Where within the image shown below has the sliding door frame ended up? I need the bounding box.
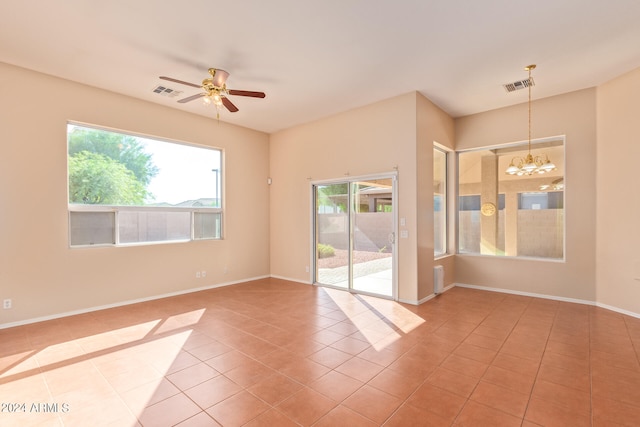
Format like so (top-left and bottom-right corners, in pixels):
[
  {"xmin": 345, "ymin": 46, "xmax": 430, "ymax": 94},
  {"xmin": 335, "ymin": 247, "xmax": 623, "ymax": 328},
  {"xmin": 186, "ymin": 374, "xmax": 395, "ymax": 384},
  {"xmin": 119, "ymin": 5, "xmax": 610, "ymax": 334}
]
[{"xmin": 311, "ymin": 171, "xmax": 398, "ymax": 300}]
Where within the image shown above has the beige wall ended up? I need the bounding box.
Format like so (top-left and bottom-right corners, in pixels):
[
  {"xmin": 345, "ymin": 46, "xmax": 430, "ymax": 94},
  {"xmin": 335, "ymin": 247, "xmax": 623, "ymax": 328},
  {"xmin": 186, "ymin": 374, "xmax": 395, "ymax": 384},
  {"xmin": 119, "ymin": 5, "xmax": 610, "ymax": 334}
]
[
  {"xmin": 416, "ymin": 94, "xmax": 455, "ymax": 300},
  {"xmin": 269, "ymin": 92, "xmax": 455, "ymax": 303},
  {"xmin": 5, "ymin": 58, "xmax": 636, "ymax": 326},
  {"xmin": 596, "ymin": 68, "xmax": 640, "ymax": 314},
  {"xmin": 0, "ymin": 63, "xmax": 270, "ymax": 325},
  {"xmin": 269, "ymin": 92, "xmax": 418, "ymax": 301},
  {"xmin": 454, "ymin": 89, "xmax": 597, "ymax": 301}
]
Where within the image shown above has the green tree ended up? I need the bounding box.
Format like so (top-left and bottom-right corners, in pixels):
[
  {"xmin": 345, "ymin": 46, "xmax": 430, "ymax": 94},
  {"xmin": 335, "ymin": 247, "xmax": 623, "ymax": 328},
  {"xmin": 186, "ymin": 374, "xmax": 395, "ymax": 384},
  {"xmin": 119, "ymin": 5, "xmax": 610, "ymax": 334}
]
[
  {"xmin": 68, "ymin": 127, "xmax": 158, "ymax": 186},
  {"xmin": 318, "ymin": 183, "xmax": 348, "ymax": 212},
  {"xmin": 69, "ymin": 151, "xmax": 146, "ymax": 205}
]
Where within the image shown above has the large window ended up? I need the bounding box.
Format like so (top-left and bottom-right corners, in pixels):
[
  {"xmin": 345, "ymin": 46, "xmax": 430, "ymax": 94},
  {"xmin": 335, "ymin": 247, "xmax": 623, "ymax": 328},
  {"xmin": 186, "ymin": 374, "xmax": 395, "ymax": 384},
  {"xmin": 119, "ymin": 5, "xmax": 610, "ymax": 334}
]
[
  {"xmin": 68, "ymin": 123, "xmax": 222, "ymax": 247},
  {"xmin": 434, "ymin": 147, "xmax": 447, "ymax": 257},
  {"xmin": 457, "ymin": 138, "xmax": 564, "ymax": 259}
]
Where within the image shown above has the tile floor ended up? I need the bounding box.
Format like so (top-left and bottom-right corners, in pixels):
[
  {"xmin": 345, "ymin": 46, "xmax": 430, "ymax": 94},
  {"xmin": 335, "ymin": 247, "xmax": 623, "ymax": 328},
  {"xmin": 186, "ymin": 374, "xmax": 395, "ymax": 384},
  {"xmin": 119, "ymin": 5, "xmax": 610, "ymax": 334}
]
[{"xmin": 1, "ymin": 278, "xmax": 640, "ymax": 426}]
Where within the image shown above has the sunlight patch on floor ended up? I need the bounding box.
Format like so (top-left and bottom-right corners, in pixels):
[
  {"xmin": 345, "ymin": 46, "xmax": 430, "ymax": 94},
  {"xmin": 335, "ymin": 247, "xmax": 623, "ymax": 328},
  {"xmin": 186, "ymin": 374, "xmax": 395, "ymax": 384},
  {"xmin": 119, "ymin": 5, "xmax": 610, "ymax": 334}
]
[{"xmin": 324, "ymin": 288, "xmax": 424, "ymax": 350}]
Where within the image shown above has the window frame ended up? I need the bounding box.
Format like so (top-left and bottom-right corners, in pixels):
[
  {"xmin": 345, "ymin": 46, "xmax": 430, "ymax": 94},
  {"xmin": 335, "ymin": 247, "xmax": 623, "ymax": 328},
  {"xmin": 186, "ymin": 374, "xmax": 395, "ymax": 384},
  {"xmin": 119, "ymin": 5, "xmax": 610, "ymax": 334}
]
[
  {"xmin": 434, "ymin": 145, "xmax": 449, "ymax": 258},
  {"xmin": 67, "ymin": 122, "xmax": 223, "ymax": 248},
  {"xmin": 455, "ymin": 136, "xmax": 565, "ymax": 261}
]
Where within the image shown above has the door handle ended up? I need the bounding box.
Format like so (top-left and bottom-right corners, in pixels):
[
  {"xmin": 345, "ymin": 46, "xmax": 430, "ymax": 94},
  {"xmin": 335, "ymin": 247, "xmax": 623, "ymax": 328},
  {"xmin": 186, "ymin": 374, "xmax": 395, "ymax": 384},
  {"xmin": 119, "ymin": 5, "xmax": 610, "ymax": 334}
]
[{"xmin": 388, "ymin": 232, "xmax": 395, "ymax": 245}]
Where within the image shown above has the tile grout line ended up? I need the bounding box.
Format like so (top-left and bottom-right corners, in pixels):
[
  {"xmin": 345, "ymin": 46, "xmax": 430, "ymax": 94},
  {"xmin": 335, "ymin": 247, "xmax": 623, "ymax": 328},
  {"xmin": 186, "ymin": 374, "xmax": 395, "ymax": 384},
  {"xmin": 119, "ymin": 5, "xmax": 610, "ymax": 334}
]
[
  {"xmin": 450, "ymin": 293, "xmax": 530, "ymax": 426},
  {"xmin": 519, "ymin": 299, "xmax": 557, "ymax": 427},
  {"xmin": 589, "ymin": 305, "xmax": 594, "ymax": 427}
]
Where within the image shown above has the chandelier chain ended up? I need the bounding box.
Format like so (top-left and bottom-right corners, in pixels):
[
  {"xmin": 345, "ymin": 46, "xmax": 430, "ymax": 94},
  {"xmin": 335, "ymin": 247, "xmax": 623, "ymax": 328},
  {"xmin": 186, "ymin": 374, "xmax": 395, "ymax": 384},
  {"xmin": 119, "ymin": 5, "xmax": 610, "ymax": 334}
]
[
  {"xmin": 528, "ymin": 66, "xmax": 532, "ymax": 153},
  {"xmin": 504, "ymin": 64, "xmax": 557, "ymax": 176}
]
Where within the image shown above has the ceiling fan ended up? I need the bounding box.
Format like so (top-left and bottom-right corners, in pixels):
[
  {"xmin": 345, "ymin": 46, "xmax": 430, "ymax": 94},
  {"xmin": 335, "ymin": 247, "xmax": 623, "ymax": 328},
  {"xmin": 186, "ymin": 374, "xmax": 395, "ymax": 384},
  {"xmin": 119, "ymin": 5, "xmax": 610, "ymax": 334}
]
[{"xmin": 160, "ymin": 68, "xmax": 265, "ymax": 118}]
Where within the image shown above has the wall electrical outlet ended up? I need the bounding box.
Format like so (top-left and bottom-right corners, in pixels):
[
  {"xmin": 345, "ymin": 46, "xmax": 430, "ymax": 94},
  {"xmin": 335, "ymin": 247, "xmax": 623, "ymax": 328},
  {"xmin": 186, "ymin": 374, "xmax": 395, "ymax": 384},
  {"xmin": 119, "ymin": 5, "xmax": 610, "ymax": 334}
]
[
  {"xmin": 201, "ymin": 271, "xmax": 207, "ymax": 278},
  {"xmin": 195, "ymin": 271, "xmax": 201, "ymax": 279},
  {"xmin": 3, "ymin": 299, "xmax": 11, "ymax": 309}
]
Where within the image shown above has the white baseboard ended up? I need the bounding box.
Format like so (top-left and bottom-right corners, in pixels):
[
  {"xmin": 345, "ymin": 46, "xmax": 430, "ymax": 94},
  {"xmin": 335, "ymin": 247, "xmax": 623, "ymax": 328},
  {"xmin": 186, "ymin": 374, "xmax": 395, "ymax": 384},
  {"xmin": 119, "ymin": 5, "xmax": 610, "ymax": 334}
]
[
  {"xmin": 595, "ymin": 301, "xmax": 640, "ymax": 319},
  {"xmin": 454, "ymin": 282, "xmax": 595, "ymax": 306},
  {"xmin": 0, "ymin": 275, "xmax": 271, "ymax": 330},
  {"xmin": 5, "ymin": 278, "xmax": 638, "ymax": 330},
  {"xmin": 454, "ymin": 282, "xmax": 640, "ymax": 319},
  {"xmin": 399, "ymin": 283, "xmax": 456, "ymax": 305},
  {"xmin": 270, "ymin": 274, "xmax": 313, "ymax": 285}
]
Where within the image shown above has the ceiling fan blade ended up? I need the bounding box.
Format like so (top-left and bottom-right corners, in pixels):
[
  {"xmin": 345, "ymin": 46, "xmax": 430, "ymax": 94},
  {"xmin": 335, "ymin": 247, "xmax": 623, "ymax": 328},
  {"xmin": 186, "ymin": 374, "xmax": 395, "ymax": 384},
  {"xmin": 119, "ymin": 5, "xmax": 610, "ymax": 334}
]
[
  {"xmin": 159, "ymin": 76, "xmax": 202, "ymax": 89},
  {"xmin": 227, "ymin": 89, "xmax": 266, "ymax": 98},
  {"xmin": 221, "ymin": 96, "xmax": 239, "ymax": 112},
  {"xmin": 178, "ymin": 93, "xmax": 205, "ymax": 103}
]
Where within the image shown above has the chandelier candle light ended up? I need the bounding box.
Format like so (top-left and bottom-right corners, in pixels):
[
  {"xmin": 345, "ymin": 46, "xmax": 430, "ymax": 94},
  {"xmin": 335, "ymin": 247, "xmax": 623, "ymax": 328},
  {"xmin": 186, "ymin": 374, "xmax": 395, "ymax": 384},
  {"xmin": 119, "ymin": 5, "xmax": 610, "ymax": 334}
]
[{"xmin": 505, "ymin": 65, "xmax": 557, "ymax": 176}]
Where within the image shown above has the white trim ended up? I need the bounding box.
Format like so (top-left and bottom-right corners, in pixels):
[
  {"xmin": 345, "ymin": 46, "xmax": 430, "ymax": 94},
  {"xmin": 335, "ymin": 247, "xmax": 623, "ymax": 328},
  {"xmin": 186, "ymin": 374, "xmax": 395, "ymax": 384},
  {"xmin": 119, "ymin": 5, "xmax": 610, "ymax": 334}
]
[
  {"xmin": 399, "ymin": 283, "xmax": 456, "ymax": 305},
  {"xmin": 455, "ymin": 134, "xmax": 565, "ymax": 154},
  {"xmin": 456, "ymin": 135, "xmax": 567, "ymax": 263},
  {"xmin": 318, "ymin": 284, "xmax": 395, "ymax": 301},
  {"xmin": 69, "ymin": 205, "xmax": 223, "ymax": 213},
  {"xmin": 436, "ymin": 283, "xmax": 457, "ymax": 296},
  {"xmin": 68, "ymin": 120, "xmax": 225, "ymax": 152},
  {"xmin": 6, "ymin": 278, "xmax": 638, "ymax": 330},
  {"xmin": 310, "ymin": 171, "xmax": 399, "ymax": 301},
  {"xmin": 310, "ymin": 181, "xmax": 317, "ymax": 285},
  {"xmin": 433, "ymin": 145, "xmax": 449, "ymax": 258},
  {"xmin": 67, "ymin": 122, "xmax": 224, "ymax": 249},
  {"xmin": 595, "ymin": 302, "xmax": 640, "ymax": 320},
  {"xmin": 456, "ymin": 252, "xmax": 566, "ymax": 264},
  {"xmin": 454, "ymin": 282, "xmax": 594, "ymax": 306},
  {"xmin": 391, "ymin": 174, "xmax": 399, "ymax": 301},
  {"xmin": 0, "ymin": 275, "xmax": 270, "ymax": 330},
  {"xmin": 270, "ymin": 274, "xmax": 313, "ymax": 285},
  {"xmin": 454, "ymin": 283, "xmax": 640, "ymax": 319},
  {"xmin": 310, "ymin": 171, "xmax": 399, "ymax": 186}
]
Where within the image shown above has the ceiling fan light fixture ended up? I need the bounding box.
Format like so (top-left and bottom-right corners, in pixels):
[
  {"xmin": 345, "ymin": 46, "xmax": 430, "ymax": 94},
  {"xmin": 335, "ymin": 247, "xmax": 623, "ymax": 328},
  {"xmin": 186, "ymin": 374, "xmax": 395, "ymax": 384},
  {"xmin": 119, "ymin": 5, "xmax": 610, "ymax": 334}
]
[
  {"xmin": 211, "ymin": 93, "xmax": 223, "ymax": 106},
  {"xmin": 160, "ymin": 67, "xmax": 265, "ymax": 118},
  {"xmin": 209, "ymin": 68, "xmax": 230, "ymax": 88}
]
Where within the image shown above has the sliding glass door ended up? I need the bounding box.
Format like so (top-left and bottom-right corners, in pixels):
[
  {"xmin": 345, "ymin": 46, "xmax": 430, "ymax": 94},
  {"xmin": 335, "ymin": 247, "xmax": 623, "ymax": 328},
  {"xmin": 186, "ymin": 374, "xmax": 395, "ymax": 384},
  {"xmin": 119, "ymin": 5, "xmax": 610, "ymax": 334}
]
[{"xmin": 314, "ymin": 175, "xmax": 396, "ymax": 298}]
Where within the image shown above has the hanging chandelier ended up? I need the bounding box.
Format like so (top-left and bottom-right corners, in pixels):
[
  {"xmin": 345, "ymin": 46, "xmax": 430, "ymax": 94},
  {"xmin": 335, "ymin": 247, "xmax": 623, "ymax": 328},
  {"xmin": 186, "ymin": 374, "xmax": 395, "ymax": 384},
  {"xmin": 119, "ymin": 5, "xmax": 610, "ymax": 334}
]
[
  {"xmin": 539, "ymin": 177, "xmax": 564, "ymax": 191},
  {"xmin": 505, "ymin": 65, "xmax": 556, "ymax": 176}
]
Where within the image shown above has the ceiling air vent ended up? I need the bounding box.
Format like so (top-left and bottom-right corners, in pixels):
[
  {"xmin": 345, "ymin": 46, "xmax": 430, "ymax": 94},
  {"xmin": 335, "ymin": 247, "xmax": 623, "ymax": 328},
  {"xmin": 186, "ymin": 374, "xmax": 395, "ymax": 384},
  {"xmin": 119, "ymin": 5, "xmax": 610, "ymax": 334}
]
[
  {"xmin": 152, "ymin": 85, "xmax": 183, "ymax": 98},
  {"xmin": 503, "ymin": 77, "xmax": 535, "ymax": 93}
]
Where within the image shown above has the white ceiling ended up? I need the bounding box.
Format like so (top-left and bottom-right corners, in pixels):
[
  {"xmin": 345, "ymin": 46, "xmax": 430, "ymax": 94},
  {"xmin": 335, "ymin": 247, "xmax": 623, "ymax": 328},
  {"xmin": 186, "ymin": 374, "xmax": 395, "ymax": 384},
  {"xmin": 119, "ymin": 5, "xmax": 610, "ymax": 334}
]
[{"xmin": 2, "ymin": 0, "xmax": 640, "ymax": 134}]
